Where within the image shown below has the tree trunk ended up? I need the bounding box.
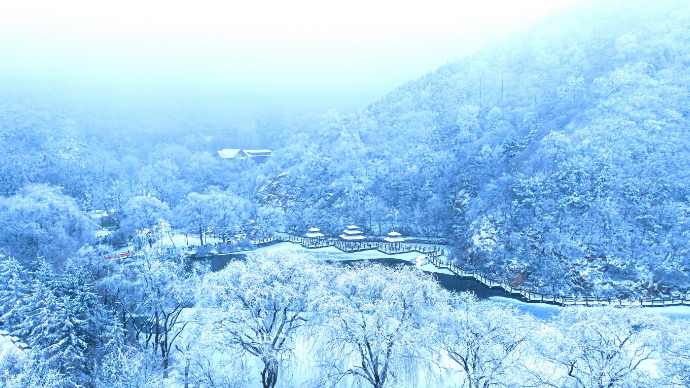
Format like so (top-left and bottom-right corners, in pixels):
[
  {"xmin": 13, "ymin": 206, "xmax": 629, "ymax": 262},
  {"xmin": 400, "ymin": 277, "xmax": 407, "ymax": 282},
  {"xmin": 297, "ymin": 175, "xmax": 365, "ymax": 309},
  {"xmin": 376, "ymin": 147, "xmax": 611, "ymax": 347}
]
[
  {"xmin": 122, "ymin": 309, "xmax": 127, "ymax": 339},
  {"xmin": 184, "ymin": 358, "xmax": 190, "ymax": 388},
  {"xmin": 160, "ymin": 349, "xmax": 169, "ymax": 378},
  {"xmin": 154, "ymin": 312, "xmax": 160, "ymax": 353},
  {"xmin": 161, "ymin": 336, "xmax": 169, "ymax": 377},
  {"xmin": 261, "ymin": 361, "xmax": 279, "ymax": 388}
]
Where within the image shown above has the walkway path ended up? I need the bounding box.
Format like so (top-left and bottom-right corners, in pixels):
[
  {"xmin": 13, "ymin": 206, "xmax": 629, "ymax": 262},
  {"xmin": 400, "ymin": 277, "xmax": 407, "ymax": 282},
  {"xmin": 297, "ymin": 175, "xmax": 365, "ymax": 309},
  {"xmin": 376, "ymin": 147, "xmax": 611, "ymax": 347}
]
[{"xmin": 251, "ymin": 234, "xmax": 690, "ymax": 309}]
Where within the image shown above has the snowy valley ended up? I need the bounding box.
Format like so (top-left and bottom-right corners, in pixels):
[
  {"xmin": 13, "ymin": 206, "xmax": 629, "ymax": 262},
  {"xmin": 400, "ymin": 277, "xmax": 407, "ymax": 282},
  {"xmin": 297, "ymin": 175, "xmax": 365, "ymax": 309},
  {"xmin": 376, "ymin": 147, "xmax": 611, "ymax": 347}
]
[{"xmin": 2, "ymin": 0, "xmax": 690, "ymax": 386}]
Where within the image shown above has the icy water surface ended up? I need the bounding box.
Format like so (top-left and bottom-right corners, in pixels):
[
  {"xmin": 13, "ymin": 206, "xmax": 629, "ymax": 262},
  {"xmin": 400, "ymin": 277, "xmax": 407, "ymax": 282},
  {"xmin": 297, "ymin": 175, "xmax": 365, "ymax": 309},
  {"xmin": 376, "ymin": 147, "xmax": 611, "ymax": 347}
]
[{"xmin": 192, "ymin": 243, "xmax": 690, "ymax": 321}]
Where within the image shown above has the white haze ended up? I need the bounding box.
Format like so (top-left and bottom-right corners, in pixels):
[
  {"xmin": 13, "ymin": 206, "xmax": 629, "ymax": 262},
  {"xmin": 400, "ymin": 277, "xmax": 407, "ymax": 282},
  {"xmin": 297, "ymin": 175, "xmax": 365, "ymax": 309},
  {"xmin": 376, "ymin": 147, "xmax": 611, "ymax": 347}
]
[{"xmin": 0, "ymin": 0, "xmax": 580, "ymax": 116}]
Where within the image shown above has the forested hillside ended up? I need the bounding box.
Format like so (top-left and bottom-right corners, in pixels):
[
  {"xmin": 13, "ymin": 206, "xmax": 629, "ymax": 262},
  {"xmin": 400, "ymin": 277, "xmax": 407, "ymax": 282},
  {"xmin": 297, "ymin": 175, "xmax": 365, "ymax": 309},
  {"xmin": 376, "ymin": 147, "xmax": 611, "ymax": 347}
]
[
  {"xmin": 0, "ymin": 99, "xmax": 301, "ymax": 259},
  {"xmin": 3, "ymin": 1, "xmax": 690, "ymax": 385},
  {"xmin": 1, "ymin": 0, "xmax": 689, "ymax": 298},
  {"xmin": 269, "ymin": 0, "xmax": 690, "ymax": 296}
]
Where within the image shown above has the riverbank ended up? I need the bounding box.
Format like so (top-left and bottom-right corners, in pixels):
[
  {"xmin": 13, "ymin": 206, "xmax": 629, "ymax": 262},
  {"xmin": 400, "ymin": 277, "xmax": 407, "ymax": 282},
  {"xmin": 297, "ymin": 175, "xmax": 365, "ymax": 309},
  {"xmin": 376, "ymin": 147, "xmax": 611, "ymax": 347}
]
[{"xmin": 190, "ymin": 241, "xmax": 690, "ymax": 317}]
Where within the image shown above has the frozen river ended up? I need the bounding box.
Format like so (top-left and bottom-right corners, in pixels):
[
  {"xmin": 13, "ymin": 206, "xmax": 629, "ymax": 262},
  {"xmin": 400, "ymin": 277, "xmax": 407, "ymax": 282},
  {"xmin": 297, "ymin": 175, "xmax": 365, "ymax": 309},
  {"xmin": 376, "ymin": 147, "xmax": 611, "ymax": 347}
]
[{"xmin": 192, "ymin": 241, "xmax": 690, "ymax": 321}]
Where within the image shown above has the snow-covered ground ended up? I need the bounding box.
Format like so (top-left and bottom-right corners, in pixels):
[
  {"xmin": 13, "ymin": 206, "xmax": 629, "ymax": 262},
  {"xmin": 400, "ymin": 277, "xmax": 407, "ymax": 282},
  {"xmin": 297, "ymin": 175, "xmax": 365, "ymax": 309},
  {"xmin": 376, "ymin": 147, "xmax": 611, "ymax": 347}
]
[
  {"xmin": 243, "ymin": 241, "xmax": 454, "ymax": 274},
  {"xmin": 105, "ymin": 233, "xmax": 222, "ymax": 258},
  {"xmin": 160, "ymin": 234, "xmax": 224, "ymax": 247},
  {"xmin": 169, "ymin": 309, "xmax": 452, "ymax": 388},
  {"xmin": 491, "ymin": 296, "xmax": 690, "ymax": 321},
  {"xmin": 0, "ymin": 333, "xmax": 27, "ymax": 368},
  {"xmin": 120, "ymin": 240, "xmax": 690, "ymax": 321},
  {"xmin": 160, "ymin": 245, "xmax": 690, "ymax": 388},
  {"xmin": 246, "ymin": 242, "xmax": 690, "ymax": 319}
]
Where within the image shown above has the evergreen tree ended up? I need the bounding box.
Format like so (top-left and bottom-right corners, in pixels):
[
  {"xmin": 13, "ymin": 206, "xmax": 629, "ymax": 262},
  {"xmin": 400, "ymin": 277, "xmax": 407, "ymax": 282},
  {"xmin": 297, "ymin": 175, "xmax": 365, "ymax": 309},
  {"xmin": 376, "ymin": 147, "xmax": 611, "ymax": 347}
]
[{"xmin": 0, "ymin": 258, "xmax": 29, "ymax": 331}]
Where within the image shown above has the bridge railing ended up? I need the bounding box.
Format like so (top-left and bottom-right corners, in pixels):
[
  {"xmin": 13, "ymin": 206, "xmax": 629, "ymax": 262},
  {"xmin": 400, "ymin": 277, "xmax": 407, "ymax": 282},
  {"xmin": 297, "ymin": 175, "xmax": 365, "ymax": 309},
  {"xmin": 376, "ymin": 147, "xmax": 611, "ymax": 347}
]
[
  {"xmin": 426, "ymin": 254, "xmax": 690, "ymax": 308},
  {"xmin": 251, "ymin": 235, "xmax": 283, "ymax": 246},
  {"xmin": 268, "ymin": 234, "xmax": 446, "ymax": 258},
  {"xmin": 250, "ymin": 234, "xmax": 688, "ymax": 308}
]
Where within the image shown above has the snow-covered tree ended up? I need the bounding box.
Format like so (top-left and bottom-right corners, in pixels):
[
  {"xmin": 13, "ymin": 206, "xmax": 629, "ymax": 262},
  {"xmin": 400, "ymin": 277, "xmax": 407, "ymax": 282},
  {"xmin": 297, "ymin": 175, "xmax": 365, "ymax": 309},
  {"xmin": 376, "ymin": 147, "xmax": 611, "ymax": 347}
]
[
  {"xmin": 173, "ymin": 319, "xmax": 250, "ymax": 388},
  {"xmin": 2, "ymin": 356, "xmax": 73, "ymax": 388},
  {"xmin": 94, "ymin": 345, "xmax": 165, "ymax": 388},
  {"xmin": 660, "ymin": 320, "xmax": 690, "ymax": 387},
  {"xmin": 0, "ymin": 184, "xmax": 94, "ymax": 264},
  {"xmin": 98, "ymin": 223, "xmax": 196, "ymax": 378},
  {"xmin": 120, "ymin": 195, "xmax": 172, "ymax": 245},
  {"xmin": 252, "ymin": 205, "xmax": 285, "ymax": 239},
  {"xmin": 537, "ymin": 307, "xmax": 666, "ymax": 388},
  {"xmin": 0, "ymin": 257, "xmax": 29, "ymax": 330},
  {"xmin": 16, "ymin": 259, "xmax": 117, "ymax": 383},
  {"xmin": 313, "ymin": 263, "xmax": 449, "ymax": 388},
  {"xmin": 132, "ymin": 246, "xmax": 195, "ymax": 377},
  {"xmin": 436, "ymin": 296, "xmax": 537, "ymax": 388},
  {"xmin": 14, "ymin": 259, "xmax": 57, "ymax": 339},
  {"xmin": 197, "ymin": 253, "xmax": 328, "ymax": 388},
  {"xmin": 174, "ymin": 192, "xmax": 218, "ymax": 246}
]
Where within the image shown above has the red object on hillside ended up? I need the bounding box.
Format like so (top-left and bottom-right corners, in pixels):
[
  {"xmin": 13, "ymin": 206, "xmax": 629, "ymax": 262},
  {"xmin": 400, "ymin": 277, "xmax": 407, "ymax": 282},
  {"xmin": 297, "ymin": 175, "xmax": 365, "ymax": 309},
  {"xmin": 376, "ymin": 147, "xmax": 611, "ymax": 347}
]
[{"xmin": 104, "ymin": 252, "xmax": 131, "ymax": 259}]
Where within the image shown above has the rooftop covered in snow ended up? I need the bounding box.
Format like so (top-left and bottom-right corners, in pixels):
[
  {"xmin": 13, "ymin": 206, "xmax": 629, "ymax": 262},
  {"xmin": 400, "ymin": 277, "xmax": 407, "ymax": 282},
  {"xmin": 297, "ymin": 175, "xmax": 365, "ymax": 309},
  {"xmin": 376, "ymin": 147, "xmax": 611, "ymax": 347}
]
[
  {"xmin": 217, "ymin": 149, "xmax": 273, "ymax": 159},
  {"xmin": 217, "ymin": 149, "xmax": 243, "ymax": 159},
  {"xmin": 339, "ymin": 234, "xmax": 366, "ymax": 241}
]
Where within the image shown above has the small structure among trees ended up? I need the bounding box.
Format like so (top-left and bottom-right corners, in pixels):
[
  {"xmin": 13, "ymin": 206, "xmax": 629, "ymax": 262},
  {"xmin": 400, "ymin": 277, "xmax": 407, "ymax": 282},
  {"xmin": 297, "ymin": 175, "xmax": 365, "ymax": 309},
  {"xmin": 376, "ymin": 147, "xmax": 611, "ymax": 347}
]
[
  {"xmin": 305, "ymin": 228, "xmax": 324, "ymax": 239},
  {"xmin": 339, "ymin": 225, "xmax": 365, "ymax": 241},
  {"xmin": 216, "ymin": 149, "xmax": 243, "ymax": 159},
  {"xmin": 338, "ymin": 225, "xmax": 366, "ymax": 251},
  {"xmin": 217, "ymin": 149, "xmax": 273, "ymax": 163},
  {"xmin": 384, "ymin": 231, "xmax": 404, "ymax": 252},
  {"xmin": 304, "ymin": 227, "xmax": 327, "ymax": 248}
]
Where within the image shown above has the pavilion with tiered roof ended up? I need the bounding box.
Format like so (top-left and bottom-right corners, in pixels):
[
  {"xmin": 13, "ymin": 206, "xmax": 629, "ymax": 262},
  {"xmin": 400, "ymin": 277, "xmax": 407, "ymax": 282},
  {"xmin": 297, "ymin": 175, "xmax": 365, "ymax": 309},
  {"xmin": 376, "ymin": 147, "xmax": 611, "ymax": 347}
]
[
  {"xmin": 305, "ymin": 228, "xmax": 324, "ymax": 238},
  {"xmin": 340, "ymin": 225, "xmax": 366, "ymax": 241},
  {"xmin": 384, "ymin": 231, "xmax": 404, "ymax": 251},
  {"xmin": 304, "ymin": 227, "xmax": 326, "ymax": 248}
]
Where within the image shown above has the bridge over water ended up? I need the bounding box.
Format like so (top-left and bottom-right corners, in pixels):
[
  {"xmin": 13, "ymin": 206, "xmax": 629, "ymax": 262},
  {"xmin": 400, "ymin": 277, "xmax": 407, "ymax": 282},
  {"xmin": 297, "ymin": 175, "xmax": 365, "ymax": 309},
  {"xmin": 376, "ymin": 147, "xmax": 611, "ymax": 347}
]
[{"xmin": 192, "ymin": 234, "xmax": 690, "ymax": 309}]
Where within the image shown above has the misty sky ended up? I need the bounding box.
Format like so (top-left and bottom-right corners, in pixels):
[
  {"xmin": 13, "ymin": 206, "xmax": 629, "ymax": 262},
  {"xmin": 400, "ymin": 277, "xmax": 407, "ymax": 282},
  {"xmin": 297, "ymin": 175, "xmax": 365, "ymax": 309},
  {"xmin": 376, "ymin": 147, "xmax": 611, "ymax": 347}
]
[{"xmin": 0, "ymin": 0, "xmax": 580, "ymax": 115}]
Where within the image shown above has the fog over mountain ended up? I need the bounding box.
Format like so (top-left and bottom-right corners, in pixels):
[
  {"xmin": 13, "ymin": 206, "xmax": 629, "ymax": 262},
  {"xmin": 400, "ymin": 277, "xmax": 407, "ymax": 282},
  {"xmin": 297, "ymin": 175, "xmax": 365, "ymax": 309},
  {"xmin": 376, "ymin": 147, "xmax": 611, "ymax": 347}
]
[{"xmin": 0, "ymin": 0, "xmax": 578, "ymax": 116}]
